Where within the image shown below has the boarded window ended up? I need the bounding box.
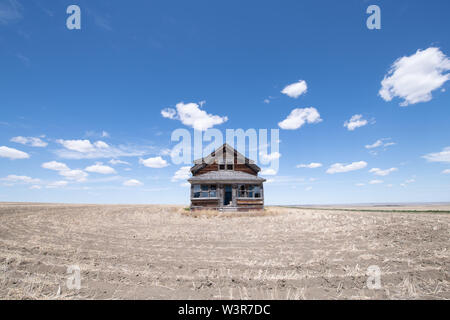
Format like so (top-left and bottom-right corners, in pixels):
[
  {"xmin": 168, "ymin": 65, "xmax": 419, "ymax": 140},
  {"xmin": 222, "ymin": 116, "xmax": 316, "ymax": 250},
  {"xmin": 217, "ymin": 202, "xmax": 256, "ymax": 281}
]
[
  {"xmin": 193, "ymin": 184, "xmax": 218, "ymax": 198},
  {"xmin": 238, "ymin": 184, "xmax": 262, "ymax": 198}
]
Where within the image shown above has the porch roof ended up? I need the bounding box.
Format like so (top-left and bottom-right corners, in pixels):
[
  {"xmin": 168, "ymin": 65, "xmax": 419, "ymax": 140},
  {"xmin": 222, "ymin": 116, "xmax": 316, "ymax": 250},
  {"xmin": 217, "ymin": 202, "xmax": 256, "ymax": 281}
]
[{"xmin": 188, "ymin": 171, "xmax": 266, "ymax": 184}]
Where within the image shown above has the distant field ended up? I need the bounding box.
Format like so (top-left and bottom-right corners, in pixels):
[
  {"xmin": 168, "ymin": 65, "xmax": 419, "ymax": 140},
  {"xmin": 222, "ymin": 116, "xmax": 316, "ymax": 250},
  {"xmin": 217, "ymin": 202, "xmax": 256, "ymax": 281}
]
[{"xmin": 0, "ymin": 203, "xmax": 448, "ymax": 299}]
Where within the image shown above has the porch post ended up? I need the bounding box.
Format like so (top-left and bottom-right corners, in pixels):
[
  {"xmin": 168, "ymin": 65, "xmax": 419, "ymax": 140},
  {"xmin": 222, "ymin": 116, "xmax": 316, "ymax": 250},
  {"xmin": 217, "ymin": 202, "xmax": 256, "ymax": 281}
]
[
  {"xmin": 232, "ymin": 184, "xmax": 237, "ymax": 207},
  {"xmin": 261, "ymin": 183, "xmax": 264, "ymax": 207},
  {"xmin": 219, "ymin": 184, "xmax": 223, "ymax": 207}
]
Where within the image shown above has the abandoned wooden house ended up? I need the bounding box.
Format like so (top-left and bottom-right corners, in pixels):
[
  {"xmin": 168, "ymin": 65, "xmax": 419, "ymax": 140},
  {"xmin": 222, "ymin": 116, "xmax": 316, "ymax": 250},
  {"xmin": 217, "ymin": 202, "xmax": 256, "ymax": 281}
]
[{"xmin": 188, "ymin": 143, "xmax": 266, "ymax": 211}]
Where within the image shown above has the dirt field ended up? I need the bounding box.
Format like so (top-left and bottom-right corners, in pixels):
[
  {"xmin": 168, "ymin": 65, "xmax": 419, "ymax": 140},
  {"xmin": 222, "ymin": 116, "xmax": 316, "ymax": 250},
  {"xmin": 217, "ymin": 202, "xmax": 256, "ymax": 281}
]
[{"xmin": 0, "ymin": 203, "xmax": 448, "ymax": 300}]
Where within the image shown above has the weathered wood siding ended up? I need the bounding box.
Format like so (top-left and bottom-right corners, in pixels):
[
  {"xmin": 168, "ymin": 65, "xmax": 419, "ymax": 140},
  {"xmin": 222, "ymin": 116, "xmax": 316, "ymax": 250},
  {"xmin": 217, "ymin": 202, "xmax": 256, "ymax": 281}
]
[
  {"xmin": 193, "ymin": 156, "xmax": 257, "ymax": 176},
  {"xmin": 191, "ymin": 199, "xmax": 220, "ymax": 208},
  {"xmin": 236, "ymin": 199, "xmax": 264, "ymax": 207},
  {"xmin": 195, "ymin": 163, "xmax": 218, "ymax": 175}
]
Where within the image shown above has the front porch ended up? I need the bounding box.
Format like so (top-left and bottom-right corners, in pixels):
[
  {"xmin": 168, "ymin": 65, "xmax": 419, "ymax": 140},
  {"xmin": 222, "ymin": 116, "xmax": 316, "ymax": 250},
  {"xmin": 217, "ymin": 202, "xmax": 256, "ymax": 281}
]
[{"xmin": 190, "ymin": 183, "xmax": 264, "ymax": 211}]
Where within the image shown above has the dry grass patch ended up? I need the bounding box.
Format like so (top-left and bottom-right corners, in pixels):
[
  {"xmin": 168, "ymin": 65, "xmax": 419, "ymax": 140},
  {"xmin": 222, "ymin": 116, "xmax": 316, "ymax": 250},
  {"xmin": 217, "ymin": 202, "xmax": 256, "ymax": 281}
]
[
  {"xmin": 0, "ymin": 203, "xmax": 448, "ymax": 299},
  {"xmin": 180, "ymin": 207, "xmax": 287, "ymax": 218}
]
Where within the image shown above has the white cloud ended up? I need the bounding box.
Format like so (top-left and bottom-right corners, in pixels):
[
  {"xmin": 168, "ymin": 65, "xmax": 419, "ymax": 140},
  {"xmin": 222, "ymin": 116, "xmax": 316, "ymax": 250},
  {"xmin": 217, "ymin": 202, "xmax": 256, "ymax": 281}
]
[
  {"xmin": 326, "ymin": 161, "xmax": 367, "ymax": 174},
  {"xmin": 261, "ymin": 168, "xmax": 277, "ymax": 175},
  {"xmin": 442, "ymin": 169, "xmax": 450, "ymax": 174},
  {"xmin": 85, "ymin": 163, "xmax": 116, "ymax": 174},
  {"xmin": 29, "ymin": 185, "xmax": 42, "ymax": 190},
  {"xmin": 305, "ymin": 186, "xmax": 313, "ymax": 191},
  {"xmin": 139, "ymin": 156, "xmax": 169, "ymax": 168},
  {"xmin": 161, "ymin": 102, "xmax": 228, "ymax": 131},
  {"xmin": 344, "ymin": 114, "xmax": 368, "ymax": 131},
  {"xmin": 57, "ymin": 139, "xmax": 108, "ymax": 152},
  {"xmin": 281, "ymin": 80, "xmax": 308, "ymax": 98},
  {"xmin": 379, "ymin": 47, "xmax": 450, "ymax": 106},
  {"xmin": 365, "ymin": 140, "xmax": 383, "ymax": 149},
  {"xmin": 160, "ymin": 148, "xmax": 171, "ymax": 156},
  {"xmin": 85, "ymin": 130, "xmax": 110, "ymax": 139},
  {"xmin": 401, "ymin": 178, "xmax": 416, "ymax": 187},
  {"xmin": 11, "ymin": 136, "xmax": 47, "ymax": 147},
  {"xmin": 56, "ymin": 139, "xmax": 96, "ymax": 153},
  {"xmin": 109, "ymin": 159, "xmax": 130, "ymax": 165},
  {"xmin": 1, "ymin": 175, "xmax": 40, "ymax": 184},
  {"xmin": 94, "ymin": 141, "xmax": 109, "ymax": 149},
  {"xmin": 296, "ymin": 162, "xmax": 322, "ymax": 169},
  {"xmin": 42, "ymin": 161, "xmax": 87, "ymax": 182},
  {"xmin": 59, "ymin": 169, "xmax": 88, "ymax": 182},
  {"xmin": 180, "ymin": 182, "xmax": 190, "ymax": 187},
  {"xmin": 46, "ymin": 180, "xmax": 68, "ymax": 188},
  {"xmin": 263, "ymin": 99, "xmax": 270, "ymax": 104},
  {"xmin": 41, "ymin": 161, "xmax": 70, "ymax": 171},
  {"xmin": 161, "ymin": 108, "xmax": 177, "ymax": 119},
  {"xmin": 171, "ymin": 166, "xmax": 191, "ymax": 182},
  {"xmin": 369, "ymin": 180, "xmax": 383, "ymax": 185},
  {"xmin": 355, "ymin": 183, "xmax": 365, "ymax": 187},
  {"xmin": 383, "ymin": 142, "xmax": 396, "ymax": 147},
  {"xmin": 0, "ymin": 146, "xmax": 29, "ymax": 159},
  {"xmin": 278, "ymin": 107, "xmax": 322, "ymax": 130},
  {"xmin": 55, "ymin": 139, "xmax": 146, "ymax": 159},
  {"xmin": 123, "ymin": 179, "xmax": 143, "ymax": 187},
  {"xmin": 369, "ymin": 167, "xmax": 398, "ymax": 176},
  {"xmin": 423, "ymin": 147, "xmax": 450, "ymax": 163},
  {"xmin": 259, "ymin": 152, "xmax": 281, "ymax": 162}
]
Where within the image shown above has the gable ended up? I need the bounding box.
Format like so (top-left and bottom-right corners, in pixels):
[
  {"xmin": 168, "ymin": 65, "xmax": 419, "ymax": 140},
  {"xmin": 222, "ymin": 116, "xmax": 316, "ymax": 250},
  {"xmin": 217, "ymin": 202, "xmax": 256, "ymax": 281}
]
[{"xmin": 191, "ymin": 144, "xmax": 260, "ymax": 175}]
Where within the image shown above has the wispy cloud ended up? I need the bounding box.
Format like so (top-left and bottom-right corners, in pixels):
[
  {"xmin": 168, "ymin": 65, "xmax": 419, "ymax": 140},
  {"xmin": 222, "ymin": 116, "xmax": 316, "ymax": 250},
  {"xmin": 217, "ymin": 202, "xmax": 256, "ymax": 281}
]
[
  {"xmin": 344, "ymin": 114, "xmax": 370, "ymax": 131},
  {"xmin": 0, "ymin": 0, "xmax": 23, "ymax": 25},
  {"xmin": 296, "ymin": 162, "xmax": 322, "ymax": 169},
  {"xmin": 326, "ymin": 161, "xmax": 367, "ymax": 174},
  {"xmin": 422, "ymin": 147, "xmax": 450, "ymax": 163},
  {"xmin": 369, "ymin": 167, "xmax": 398, "ymax": 176},
  {"xmin": 365, "ymin": 138, "xmax": 395, "ymax": 150},
  {"xmin": 54, "ymin": 139, "xmax": 149, "ymax": 159},
  {"xmin": 11, "ymin": 136, "xmax": 47, "ymax": 147},
  {"xmin": 1, "ymin": 174, "xmax": 40, "ymax": 184}
]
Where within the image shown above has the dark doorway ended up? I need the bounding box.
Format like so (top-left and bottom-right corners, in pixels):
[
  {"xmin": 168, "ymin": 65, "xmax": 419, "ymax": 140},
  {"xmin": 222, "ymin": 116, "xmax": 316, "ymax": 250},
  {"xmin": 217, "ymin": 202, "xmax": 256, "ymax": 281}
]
[{"xmin": 224, "ymin": 185, "xmax": 232, "ymax": 205}]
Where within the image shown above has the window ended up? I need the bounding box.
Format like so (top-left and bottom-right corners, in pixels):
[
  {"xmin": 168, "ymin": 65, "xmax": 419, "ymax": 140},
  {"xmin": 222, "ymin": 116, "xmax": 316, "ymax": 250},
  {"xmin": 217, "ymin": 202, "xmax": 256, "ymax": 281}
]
[
  {"xmin": 218, "ymin": 158, "xmax": 234, "ymax": 170},
  {"xmin": 238, "ymin": 184, "xmax": 262, "ymax": 198},
  {"xmin": 193, "ymin": 184, "xmax": 217, "ymax": 198}
]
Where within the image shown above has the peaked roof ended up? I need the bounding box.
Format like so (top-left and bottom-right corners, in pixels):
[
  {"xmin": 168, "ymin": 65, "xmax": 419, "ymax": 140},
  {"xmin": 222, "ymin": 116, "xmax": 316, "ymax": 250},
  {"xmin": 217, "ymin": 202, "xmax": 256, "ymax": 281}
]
[{"xmin": 191, "ymin": 143, "xmax": 261, "ymax": 174}]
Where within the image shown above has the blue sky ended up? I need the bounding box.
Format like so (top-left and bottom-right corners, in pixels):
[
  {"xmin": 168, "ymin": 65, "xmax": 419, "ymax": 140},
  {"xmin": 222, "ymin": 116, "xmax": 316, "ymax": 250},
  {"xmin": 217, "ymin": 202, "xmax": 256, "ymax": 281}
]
[{"xmin": 1, "ymin": 0, "xmax": 450, "ymax": 205}]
